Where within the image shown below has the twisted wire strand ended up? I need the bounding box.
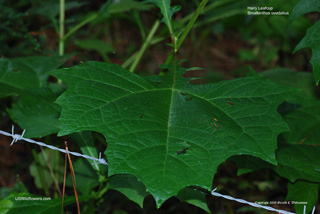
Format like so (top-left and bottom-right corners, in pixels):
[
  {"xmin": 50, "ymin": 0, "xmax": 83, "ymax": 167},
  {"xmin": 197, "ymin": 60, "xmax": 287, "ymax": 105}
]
[{"xmin": 0, "ymin": 126, "xmax": 108, "ymax": 165}]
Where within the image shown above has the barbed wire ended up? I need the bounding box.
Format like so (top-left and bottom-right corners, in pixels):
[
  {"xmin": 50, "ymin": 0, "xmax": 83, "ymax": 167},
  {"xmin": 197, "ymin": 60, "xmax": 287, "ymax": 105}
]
[
  {"xmin": 0, "ymin": 125, "xmax": 107, "ymax": 165},
  {"xmin": 0, "ymin": 126, "xmax": 317, "ymax": 214}
]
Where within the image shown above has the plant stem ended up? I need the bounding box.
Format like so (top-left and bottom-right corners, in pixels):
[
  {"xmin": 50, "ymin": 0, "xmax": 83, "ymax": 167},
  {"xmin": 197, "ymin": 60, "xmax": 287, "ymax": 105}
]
[
  {"xmin": 122, "ymin": 51, "xmax": 139, "ymax": 69},
  {"xmin": 129, "ymin": 20, "xmax": 160, "ymax": 73},
  {"xmin": 162, "ymin": 0, "xmax": 208, "ymax": 66},
  {"xmin": 175, "ymin": 0, "xmax": 208, "ymax": 52},
  {"xmin": 179, "ymin": 0, "xmax": 235, "ymax": 24},
  {"xmin": 159, "ymin": 0, "xmax": 176, "ymax": 49},
  {"xmin": 133, "ymin": 11, "xmax": 146, "ymax": 40},
  {"xmin": 59, "ymin": 0, "xmax": 65, "ymax": 56},
  {"xmin": 63, "ymin": 13, "xmax": 98, "ymax": 42},
  {"xmin": 122, "ymin": 36, "xmax": 165, "ymax": 69}
]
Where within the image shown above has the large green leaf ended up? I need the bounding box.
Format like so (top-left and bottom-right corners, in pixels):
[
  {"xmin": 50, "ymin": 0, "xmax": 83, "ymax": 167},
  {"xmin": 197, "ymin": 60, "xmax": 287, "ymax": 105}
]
[
  {"xmin": 279, "ymin": 0, "xmax": 320, "ymax": 85},
  {"xmin": 289, "ymin": 0, "xmax": 320, "ymax": 85},
  {"xmin": 107, "ymin": 174, "xmax": 210, "ymax": 211},
  {"xmin": 261, "ymin": 68, "xmax": 316, "ymax": 105},
  {"xmin": 233, "ymin": 68, "xmax": 320, "ymax": 196},
  {"xmin": 8, "ymin": 88, "xmax": 61, "ymax": 138},
  {"xmin": 294, "ymin": 21, "xmax": 320, "ymax": 85},
  {"xmin": 261, "ymin": 69, "xmax": 320, "ymax": 144},
  {"xmin": 286, "ymin": 180, "xmax": 320, "ymax": 214},
  {"xmin": 177, "ymin": 187, "xmax": 210, "ymax": 213},
  {"xmin": 0, "ymin": 56, "xmax": 69, "ymax": 98},
  {"xmin": 282, "ymin": 101, "xmax": 320, "ymax": 145},
  {"xmin": 107, "ymin": 174, "xmax": 149, "ymax": 208},
  {"xmin": 52, "ymin": 61, "xmax": 295, "ymax": 206},
  {"xmin": 275, "ymin": 144, "xmax": 320, "ymax": 182},
  {"xmin": 288, "ymin": 0, "xmax": 320, "ymax": 24},
  {"xmin": 232, "ymin": 144, "xmax": 320, "ymax": 183}
]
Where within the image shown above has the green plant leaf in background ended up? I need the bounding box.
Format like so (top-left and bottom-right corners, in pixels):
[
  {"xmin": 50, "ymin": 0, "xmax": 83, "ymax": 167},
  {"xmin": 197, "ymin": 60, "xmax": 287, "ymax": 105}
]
[
  {"xmin": 231, "ymin": 144, "xmax": 320, "ymax": 212},
  {"xmin": 200, "ymin": 0, "xmax": 247, "ymax": 26},
  {"xmin": 66, "ymin": 158, "xmax": 99, "ymax": 195},
  {"xmin": 286, "ymin": 180, "xmax": 320, "ymax": 214},
  {"xmin": 282, "ymin": 102, "xmax": 320, "ymax": 145},
  {"xmin": 232, "ymin": 144, "xmax": 320, "ymax": 183},
  {"xmin": 9, "ymin": 56, "xmax": 70, "ymax": 88},
  {"xmin": 232, "ymin": 68, "xmax": 320, "ymax": 211},
  {"xmin": 0, "ymin": 55, "xmax": 70, "ymax": 98},
  {"xmin": 0, "ymin": 182, "xmax": 28, "ymax": 200},
  {"xmin": 33, "ymin": 1, "xmax": 85, "ymax": 20},
  {"xmin": 289, "ymin": 0, "xmax": 320, "ymax": 85},
  {"xmin": 177, "ymin": 187, "xmax": 210, "ymax": 213},
  {"xmin": 0, "ymin": 58, "xmax": 39, "ymax": 98},
  {"xmin": 31, "ymin": 1, "xmax": 86, "ymax": 31},
  {"xmin": 69, "ymin": 131, "xmax": 105, "ymax": 172},
  {"xmin": 96, "ymin": 0, "xmax": 153, "ymax": 23},
  {"xmin": 0, "ymin": 193, "xmax": 91, "ymax": 214},
  {"xmin": 107, "ymin": 174, "xmax": 210, "ymax": 212},
  {"xmin": 294, "ymin": 21, "xmax": 320, "ymax": 86},
  {"xmin": 74, "ymin": 39, "xmax": 114, "ymax": 62},
  {"xmin": 52, "ymin": 61, "xmax": 295, "ymax": 206},
  {"xmin": 261, "ymin": 68, "xmax": 316, "ymax": 104},
  {"xmin": 108, "ymin": 0, "xmax": 153, "ymax": 14},
  {"xmin": 107, "ymin": 174, "xmax": 149, "ymax": 208},
  {"xmin": 145, "ymin": 0, "xmax": 180, "ymax": 43},
  {"xmin": 275, "ymin": 144, "xmax": 320, "ymax": 183},
  {"xmin": 8, "ymin": 88, "xmax": 61, "ymax": 138},
  {"xmin": 261, "ymin": 69, "xmax": 320, "ymax": 145},
  {"xmin": 288, "ymin": 0, "xmax": 320, "ymax": 24},
  {"xmin": 29, "ymin": 149, "xmax": 64, "ymax": 193}
]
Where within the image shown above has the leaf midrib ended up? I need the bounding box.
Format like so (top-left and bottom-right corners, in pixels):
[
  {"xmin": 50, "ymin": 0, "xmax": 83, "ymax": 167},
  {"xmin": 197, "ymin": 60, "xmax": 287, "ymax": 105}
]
[
  {"xmin": 163, "ymin": 62, "xmax": 177, "ymax": 183},
  {"xmin": 162, "ymin": 0, "xmax": 173, "ymax": 36}
]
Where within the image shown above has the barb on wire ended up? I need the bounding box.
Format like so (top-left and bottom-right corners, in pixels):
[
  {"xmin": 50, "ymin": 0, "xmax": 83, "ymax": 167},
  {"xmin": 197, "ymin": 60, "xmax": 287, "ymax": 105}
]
[
  {"xmin": 211, "ymin": 188, "xmax": 316, "ymax": 214},
  {"xmin": 10, "ymin": 125, "xmax": 25, "ymax": 146},
  {"xmin": 0, "ymin": 126, "xmax": 108, "ymax": 166}
]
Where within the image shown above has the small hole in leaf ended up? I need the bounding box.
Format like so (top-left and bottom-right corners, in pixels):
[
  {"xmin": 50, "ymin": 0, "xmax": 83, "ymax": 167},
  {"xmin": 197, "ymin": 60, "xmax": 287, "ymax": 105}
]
[
  {"xmin": 176, "ymin": 148, "xmax": 188, "ymax": 155},
  {"xmin": 185, "ymin": 96, "xmax": 192, "ymax": 101},
  {"xmin": 180, "ymin": 92, "xmax": 193, "ymax": 101}
]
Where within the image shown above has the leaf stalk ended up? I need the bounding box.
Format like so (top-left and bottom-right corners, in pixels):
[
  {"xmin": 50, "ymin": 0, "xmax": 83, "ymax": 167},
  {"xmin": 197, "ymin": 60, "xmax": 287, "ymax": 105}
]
[
  {"xmin": 129, "ymin": 20, "xmax": 160, "ymax": 72},
  {"xmin": 59, "ymin": 0, "xmax": 65, "ymax": 56},
  {"xmin": 176, "ymin": 0, "xmax": 208, "ymax": 52}
]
